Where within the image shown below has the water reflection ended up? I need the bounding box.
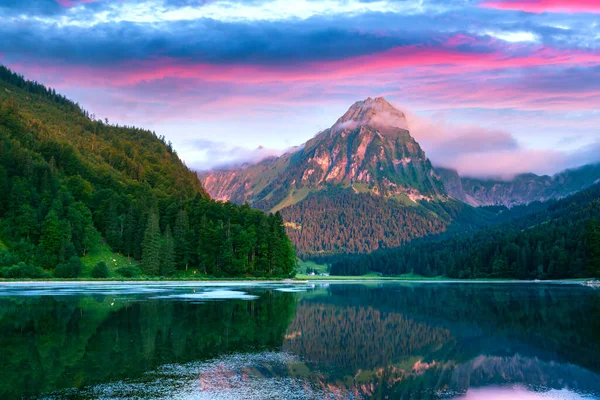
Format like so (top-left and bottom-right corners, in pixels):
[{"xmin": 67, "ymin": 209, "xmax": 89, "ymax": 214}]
[
  {"xmin": 0, "ymin": 282, "xmax": 598, "ymax": 399},
  {"xmin": 281, "ymin": 283, "xmax": 600, "ymax": 399}
]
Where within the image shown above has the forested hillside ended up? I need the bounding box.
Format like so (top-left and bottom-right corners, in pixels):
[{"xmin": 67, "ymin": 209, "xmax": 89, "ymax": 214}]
[
  {"xmin": 281, "ymin": 188, "xmax": 503, "ymax": 258},
  {"xmin": 332, "ymin": 184, "xmax": 600, "ymax": 279},
  {"xmin": 0, "ymin": 66, "xmax": 296, "ymax": 279}
]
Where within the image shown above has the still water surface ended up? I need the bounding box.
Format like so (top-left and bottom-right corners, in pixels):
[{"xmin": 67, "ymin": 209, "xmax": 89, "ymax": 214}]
[{"xmin": 0, "ymin": 282, "xmax": 599, "ymax": 399}]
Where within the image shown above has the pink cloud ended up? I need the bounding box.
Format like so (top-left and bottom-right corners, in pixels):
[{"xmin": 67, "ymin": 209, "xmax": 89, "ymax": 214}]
[
  {"xmin": 11, "ymin": 40, "xmax": 600, "ymax": 88},
  {"xmin": 385, "ymin": 75, "xmax": 600, "ymax": 111},
  {"xmin": 405, "ymin": 108, "xmax": 600, "ymax": 178},
  {"xmin": 442, "ymin": 149, "xmax": 568, "ymax": 178},
  {"xmin": 481, "ymin": 0, "xmax": 600, "ymax": 13}
]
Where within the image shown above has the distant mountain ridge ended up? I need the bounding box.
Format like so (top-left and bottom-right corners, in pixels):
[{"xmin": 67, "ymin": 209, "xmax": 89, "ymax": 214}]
[{"xmin": 438, "ymin": 163, "xmax": 600, "ymax": 208}]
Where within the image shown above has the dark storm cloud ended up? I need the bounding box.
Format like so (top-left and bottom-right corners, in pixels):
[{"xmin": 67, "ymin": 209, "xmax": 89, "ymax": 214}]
[{"xmin": 0, "ymin": 16, "xmax": 441, "ymax": 66}]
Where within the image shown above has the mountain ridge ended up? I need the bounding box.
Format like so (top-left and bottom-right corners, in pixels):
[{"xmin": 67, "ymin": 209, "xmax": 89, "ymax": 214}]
[{"xmin": 438, "ymin": 163, "xmax": 600, "ymax": 207}]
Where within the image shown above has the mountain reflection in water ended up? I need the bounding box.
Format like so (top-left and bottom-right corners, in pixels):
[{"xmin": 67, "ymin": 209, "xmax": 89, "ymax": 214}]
[{"xmin": 0, "ymin": 282, "xmax": 598, "ymax": 399}]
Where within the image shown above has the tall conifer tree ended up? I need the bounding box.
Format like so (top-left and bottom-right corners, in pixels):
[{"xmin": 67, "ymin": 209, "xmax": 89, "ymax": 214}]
[{"xmin": 142, "ymin": 211, "xmax": 161, "ymax": 275}]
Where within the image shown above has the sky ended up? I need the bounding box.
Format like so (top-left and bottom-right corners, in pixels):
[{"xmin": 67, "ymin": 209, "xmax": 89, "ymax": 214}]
[{"xmin": 1, "ymin": 0, "xmax": 599, "ymax": 178}]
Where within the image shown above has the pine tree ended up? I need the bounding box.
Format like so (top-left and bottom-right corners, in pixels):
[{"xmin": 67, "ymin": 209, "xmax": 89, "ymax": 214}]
[
  {"xmin": 82, "ymin": 225, "xmax": 100, "ymax": 255},
  {"xmin": 517, "ymin": 246, "xmax": 529, "ymax": 279},
  {"xmin": 133, "ymin": 212, "xmax": 146, "ymax": 260},
  {"xmin": 491, "ymin": 256, "xmax": 509, "ymax": 277},
  {"xmin": 174, "ymin": 209, "xmax": 190, "ymax": 271},
  {"xmin": 105, "ymin": 200, "xmax": 122, "ymax": 251},
  {"xmin": 160, "ymin": 225, "xmax": 176, "ymax": 276},
  {"xmin": 197, "ymin": 214, "xmax": 208, "ymax": 274},
  {"xmin": 91, "ymin": 261, "xmax": 110, "ymax": 278},
  {"xmin": 533, "ymin": 243, "xmax": 545, "ymax": 278},
  {"xmin": 39, "ymin": 209, "xmax": 71, "ymax": 269},
  {"xmin": 122, "ymin": 206, "xmax": 137, "ymax": 259},
  {"xmin": 142, "ymin": 211, "xmax": 161, "ymax": 276},
  {"xmin": 15, "ymin": 204, "xmax": 37, "ymax": 240}
]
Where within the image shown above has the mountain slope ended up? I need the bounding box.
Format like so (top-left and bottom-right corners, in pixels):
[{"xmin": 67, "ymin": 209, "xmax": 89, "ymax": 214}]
[
  {"xmin": 0, "ymin": 65, "xmax": 296, "ymax": 278},
  {"xmin": 0, "ymin": 67, "xmax": 206, "ymax": 200}
]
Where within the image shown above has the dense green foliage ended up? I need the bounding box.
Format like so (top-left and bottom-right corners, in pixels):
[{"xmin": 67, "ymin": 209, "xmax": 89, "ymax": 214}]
[
  {"xmin": 0, "ymin": 65, "xmax": 296, "ymax": 278},
  {"xmin": 332, "ymin": 184, "xmax": 600, "ymax": 278}
]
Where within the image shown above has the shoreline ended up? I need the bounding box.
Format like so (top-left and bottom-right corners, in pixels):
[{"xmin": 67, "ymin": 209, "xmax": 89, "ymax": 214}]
[
  {"xmin": 0, "ymin": 278, "xmax": 592, "ymax": 285},
  {"xmin": 0, "ymin": 279, "xmax": 305, "ymax": 285}
]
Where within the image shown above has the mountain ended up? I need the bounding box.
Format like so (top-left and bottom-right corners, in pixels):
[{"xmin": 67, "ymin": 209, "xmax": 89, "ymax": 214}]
[
  {"xmin": 438, "ymin": 163, "xmax": 600, "ymax": 207},
  {"xmin": 201, "ymin": 97, "xmax": 463, "ymax": 258},
  {"xmin": 200, "ymin": 97, "xmax": 600, "ymax": 259},
  {"xmin": 201, "ymin": 97, "xmax": 445, "ymax": 210},
  {"xmin": 0, "ymin": 65, "xmax": 296, "ymax": 278}
]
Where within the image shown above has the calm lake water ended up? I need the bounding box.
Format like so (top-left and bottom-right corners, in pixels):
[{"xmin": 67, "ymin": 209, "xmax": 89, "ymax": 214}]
[{"xmin": 1, "ymin": 282, "xmax": 599, "ymax": 399}]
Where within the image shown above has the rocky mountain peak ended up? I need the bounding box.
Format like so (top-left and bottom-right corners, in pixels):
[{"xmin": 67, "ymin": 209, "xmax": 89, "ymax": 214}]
[
  {"xmin": 334, "ymin": 97, "xmax": 408, "ymax": 131},
  {"xmin": 200, "ymin": 96, "xmax": 446, "ymax": 214}
]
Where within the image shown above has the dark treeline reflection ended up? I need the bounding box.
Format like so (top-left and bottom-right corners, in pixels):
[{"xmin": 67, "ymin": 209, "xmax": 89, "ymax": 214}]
[
  {"xmin": 283, "ymin": 284, "xmax": 600, "ymax": 399},
  {"xmin": 0, "ymin": 291, "xmax": 296, "ymax": 399}
]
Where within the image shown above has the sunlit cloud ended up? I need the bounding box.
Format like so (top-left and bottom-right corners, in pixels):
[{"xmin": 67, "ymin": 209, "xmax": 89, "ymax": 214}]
[
  {"xmin": 485, "ymin": 30, "xmax": 539, "ymax": 42},
  {"xmin": 31, "ymin": 0, "xmax": 436, "ymax": 26},
  {"xmin": 481, "ymin": 0, "xmax": 600, "ymax": 13}
]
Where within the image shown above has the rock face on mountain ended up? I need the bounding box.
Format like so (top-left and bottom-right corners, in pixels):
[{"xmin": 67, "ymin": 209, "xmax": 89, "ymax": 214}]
[
  {"xmin": 200, "ymin": 97, "xmax": 445, "ymax": 212},
  {"xmin": 438, "ymin": 163, "xmax": 600, "ymax": 207}
]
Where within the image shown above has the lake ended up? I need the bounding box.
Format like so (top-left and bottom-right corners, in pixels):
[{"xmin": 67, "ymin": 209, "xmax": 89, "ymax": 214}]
[{"xmin": 1, "ymin": 281, "xmax": 599, "ymax": 399}]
